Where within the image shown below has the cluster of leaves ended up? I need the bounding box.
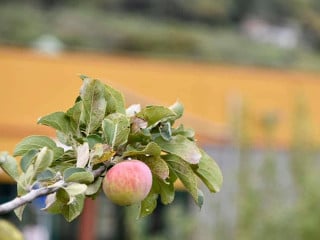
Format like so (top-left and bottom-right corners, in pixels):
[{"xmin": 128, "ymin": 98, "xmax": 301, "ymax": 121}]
[{"xmin": 0, "ymin": 76, "xmax": 222, "ymax": 222}]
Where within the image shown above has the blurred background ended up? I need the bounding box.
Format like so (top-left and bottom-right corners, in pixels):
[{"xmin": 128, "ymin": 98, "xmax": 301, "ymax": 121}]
[{"xmin": 1, "ymin": 0, "xmax": 320, "ymax": 239}]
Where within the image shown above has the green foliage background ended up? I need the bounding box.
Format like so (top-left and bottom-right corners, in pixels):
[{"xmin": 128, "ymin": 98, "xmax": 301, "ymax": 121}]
[
  {"xmin": 227, "ymin": 95, "xmax": 320, "ymax": 240},
  {"xmin": 1, "ymin": 1, "xmax": 320, "ymax": 70}
]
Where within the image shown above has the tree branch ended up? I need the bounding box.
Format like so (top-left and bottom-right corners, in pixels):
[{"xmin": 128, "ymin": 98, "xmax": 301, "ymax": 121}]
[
  {"xmin": 0, "ymin": 165, "xmax": 107, "ymax": 215},
  {"xmin": 0, "ymin": 180, "xmax": 64, "ymax": 214}
]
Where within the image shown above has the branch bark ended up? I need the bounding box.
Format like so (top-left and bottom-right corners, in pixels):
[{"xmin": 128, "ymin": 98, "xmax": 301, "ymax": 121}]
[
  {"xmin": 0, "ymin": 165, "xmax": 107, "ymax": 215},
  {"xmin": 0, "ymin": 180, "xmax": 64, "ymax": 214}
]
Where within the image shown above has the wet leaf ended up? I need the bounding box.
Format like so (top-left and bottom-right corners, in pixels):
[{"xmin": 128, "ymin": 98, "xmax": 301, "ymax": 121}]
[
  {"xmin": 64, "ymin": 167, "xmax": 94, "ymax": 184},
  {"xmin": 192, "ymin": 150, "xmax": 223, "ymax": 193},
  {"xmin": 123, "ymin": 142, "xmax": 161, "ymax": 158},
  {"xmin": 155, "ymin": 176, "xmax": 175, "ymax": 205},
  {"xmin": 137, "ymin": 106, "xmax": 176, "ymax": 128},
  {"xmin": 155, "ymin": 135, "xmax": 201, "ymax": 164},
  {"xmin": 138, "ymin": 191, "xmax": 158, "ymax": 218},
  {"xmin": 164, "ymin": 154, "xmax": 199, "ymax": 205},
  {"xmin": 142, "ymin": 156, "xmax": 170, "ymax": 180}
]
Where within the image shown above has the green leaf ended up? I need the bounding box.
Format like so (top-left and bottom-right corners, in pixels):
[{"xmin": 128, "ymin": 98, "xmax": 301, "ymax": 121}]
[
  {"xmin": 34, "ymin": 147, "xmax": 54, "ymax": 174},
  {"xmin": 164, "ymin": 154, "xmax": 199, "ymax": 205},
  {"xmin": 85, "ymin": 177, "xmax": 103, "ymax": 196},
  {"xmin": 122, "ymin": 142, "xmax": 169, "ymax": 180},
  {"xmin": 38, "ymin": 112, "xmax": 72, "ymax": 134},
  {"xmin": 123, "ymin": 142, "xmax": 169, "ymax": 179},
  {"xmin": 0, "ymin": 152, "xmax": 20, "ymax": 181},
  {"xmin": 36, "ymin": 169, "xmax": 55, "ymax": 182},
  {"xmin": 104, "ymin": 84, "xmax": 126, "ymax": 114},
  {"xmin": 155, "ymin": 135, "xmax": 201, "ymax": 164},
  {"xmin": 123, "ymin": 142, "xmax": 161, "ymax": 158},
  {"xmin": 102, "ymin": 113, "xmax": 130, "ymax": 147},
  {"xmin": 13, "ymin": 135, "xmax": 64, "ymax": 160},
  {"xmin": 89, "ymin": 143, "xmax": 115, "ymax": 165},
  {"xmin": 169, "ymin": 101, "xmax": 184, "ymax": 120},
  {"xmin": 159, "ymin": 122, "xmax": 172, "ymax": 141},
  {"xmin": 66, "ymin": 101, "xmax": 83, "ymax": 133},
  {"xmin": 79, "ymin": 74, "xmax": 89, "ymax": 81},
  {"xmin": 192, "ymin": 150, "xmax": 223, "ymax": 193},
  {"xmin": 142, "ymin": 156, "xmax": 169, "ymax": 180},
  {"xmin": 86, "ymin": 134, "xmax": 103, "ymax": 149},
  {"xmin": 44, "ymin": 193, "xmax": 64, "ymax": 214},
  {"xmin": 80, "ymin": 78, "xmax": 107, "ymax": 134},
  {"xmin": 62, "ymin": 194, "xmax": 85, "ymax": 222},
  {"xmin": 20, "ymin": 149, "xmax": 38, "ymax": 173},
  {"xmin": 64, "ymin": 167, "xmax": 94, "ymax": 184},
  {"xmin": 45, "ymin": 192, "xmax": 86, "ymax": 222},
  {"xmin": 19, "ymin": 147, "xmax": 53, "ymax": 190},
  {"xmin": 56, "ymin": 188, "xmax": 70, "ymax": 204},
  {"xmin": 17, "ymin": 167, "xmax": 34, "ymax": 195},
  {"xmin": 155, "ymin": 177, "xmax": 175, "ymax": 205},
  {"xmin": 128, "ymin": 130, "xmax": 152, "ymax": 145},
  {"xmin": 172, "ymin": 124, "xmax": 195, "ymax": 140},
  {"xmin": 56, "ymin": 131, "xmax": 72, "ymax": 146},
  {"xmin": 139, "ymin": 191, "xmax": 158, "ymax": 218},
  {"xmin": 14, "ymin": 205, "xmax": 26, "ymax": 221},
  {"xmin": 136, "ymin": 106, "xmax": 176, "ymax": 128},
  {"xmin": 64, "ymin": 183, "xmax": 87, "ymax": 196}
]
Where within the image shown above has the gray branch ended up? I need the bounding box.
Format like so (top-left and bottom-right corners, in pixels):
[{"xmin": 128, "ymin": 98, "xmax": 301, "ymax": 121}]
[
  {"xmin": 0, "ymin": 180, "xmax": 64, "ymax": 214},
  {"xmin": 0, "ymin": 165, "xmax": 107, "ymax": 215}
]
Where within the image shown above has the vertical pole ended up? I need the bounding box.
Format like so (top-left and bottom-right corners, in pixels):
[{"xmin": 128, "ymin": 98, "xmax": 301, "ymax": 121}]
[{"xmin": 78, "ymin": 198, "xmax": 96, "ymax": 240}]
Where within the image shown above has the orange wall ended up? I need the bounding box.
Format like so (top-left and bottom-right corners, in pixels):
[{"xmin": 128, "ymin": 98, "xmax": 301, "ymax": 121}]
[{"xmin": 1, "ymin": 46, "xmax": 320, "ymax": 155}]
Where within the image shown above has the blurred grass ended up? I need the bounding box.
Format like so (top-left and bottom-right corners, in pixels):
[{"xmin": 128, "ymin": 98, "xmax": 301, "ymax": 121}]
[{"xmin": 1, "ymin": 3, "xmax": 320, "ymax": 71}]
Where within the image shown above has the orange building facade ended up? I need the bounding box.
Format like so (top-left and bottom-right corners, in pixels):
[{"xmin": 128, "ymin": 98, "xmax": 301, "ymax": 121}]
[{"xmin": 1, "ymin": 47, "xmax": 320, "ymax": 181}]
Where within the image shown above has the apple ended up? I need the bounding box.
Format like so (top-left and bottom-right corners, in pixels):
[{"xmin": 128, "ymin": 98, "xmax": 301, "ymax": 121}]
[{"xmin": 102, "ymin": 160, "xmax": 152, "ymax": 206}]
